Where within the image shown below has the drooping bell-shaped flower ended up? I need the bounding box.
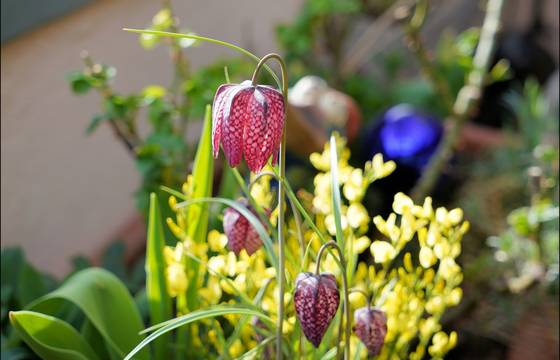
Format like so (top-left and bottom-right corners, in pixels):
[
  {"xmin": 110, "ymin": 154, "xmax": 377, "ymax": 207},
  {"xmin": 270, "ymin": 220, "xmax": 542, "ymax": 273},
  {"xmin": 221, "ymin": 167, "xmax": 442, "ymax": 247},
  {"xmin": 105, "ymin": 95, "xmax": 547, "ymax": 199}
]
[
  {"xmin": 294, "ymin": 272, "xmax": 340, "ymax": 347},
  {"xmin": 353, "ymin": 307, "xmax": 387, "ymax": 356},
  {"xmin": 212, "ymin": 80, "xmax": 285, "ymax": 172},
  {"xmin": 222, "ymin": 199, "xmax": 264, "ymax": 256}
]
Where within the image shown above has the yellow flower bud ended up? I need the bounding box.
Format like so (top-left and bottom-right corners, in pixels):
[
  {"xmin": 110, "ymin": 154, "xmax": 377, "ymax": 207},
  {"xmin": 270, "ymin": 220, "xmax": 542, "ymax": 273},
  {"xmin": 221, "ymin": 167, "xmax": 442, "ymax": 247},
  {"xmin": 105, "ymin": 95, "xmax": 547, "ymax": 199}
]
[
  {"xmin": 228, "ymin": 339, "xmax": 243, "ymax": 358},
  {"xmin": 166, "ymin": 263, "xmax": 187, "ymax": 297},
  {"xmin": 370, "ymin": 241, "xmax": 397, "ymax": 263},
  {"xmin": 208, "ymin": 230, "xmax": 227, "ymax": 252},
  {"xmin": 419, "ymin": 246, "xmax": 437, "ymax": 268},
  {"xmin": 393, "ymin": 192, "xmax": 414, "ymax": 214},
  {"xmin": 447, "ymin": 208, "xmax": 463, "ymax": 225},
  {"xmin": 354, "ymin": 236, "xmax": 372, "ymax": 254},
  {"xmin": 447, "ymin": 287, "xmax": 463, "ymax": 306},
  {"xmin": 347, "ymin": 203, "xmax": 369, "ymax": 229}
]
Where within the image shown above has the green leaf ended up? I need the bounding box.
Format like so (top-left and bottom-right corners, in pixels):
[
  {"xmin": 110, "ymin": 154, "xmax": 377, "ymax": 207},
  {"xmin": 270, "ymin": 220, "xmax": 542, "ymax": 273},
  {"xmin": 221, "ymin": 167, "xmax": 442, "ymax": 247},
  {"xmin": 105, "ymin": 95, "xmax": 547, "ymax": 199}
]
[
  {"xmin": 67, "ymin": 72, "xmax": 92, "ymax": 95},
  {"xmin": 9, "ymin": 311, "xmax": 99, "ymax": 360},
  {"xmin": 146, "ymin": 193, "xmax": 172, "ymax": 360},
  {"xmin": 187, "ymin": 104, "xmax": 215, "ymax": 244},
  {"xmin": 489, "ymin": 58, "xmax": 511, "ymax": 82},
  {"xmin": 185, "ymin": 104, "xmax": 215, "ymax": 308},
  {"xmin": 28, "ymin": 268, "xmax": 148, "ymax": 360},
  {"xmin": 329, "ymin": 135, "xmax": 345, "ymax": 249},
  {"xmin": 124, "ymin": 306, "xmax": 273, "ymax": 360},
  {"xmin": 18, "ymin": 262, "xmax": 48, "ymax": 307},
  {"xmin": 1, "ymin": 247, "xmax": 24, "ymax": 304},
  {"xmin": 81, "ymin": 320, "xmax": 111, "ymax": 360},
  {"xmin": 86, "ymin": 114, "xmax": 106, "ymax": 135}
]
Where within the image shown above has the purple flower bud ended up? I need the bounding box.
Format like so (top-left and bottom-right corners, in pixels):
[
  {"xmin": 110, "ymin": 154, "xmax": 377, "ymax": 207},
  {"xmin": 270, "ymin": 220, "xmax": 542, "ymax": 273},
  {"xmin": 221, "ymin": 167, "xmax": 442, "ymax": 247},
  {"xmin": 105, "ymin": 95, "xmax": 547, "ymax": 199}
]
[
  {"xmin": 353, "ymin": 307, "xmax": 387, "ymax": 356},
  {"xmin": 222, "ymin": 199, "xmax": 264, "ymax": 256},
  {"xmin": 294, "ymin": 272, "xmax": 340, "ymax": 347},
  {"xmin": 212, "ymin": 81, "xmax": 285, "ymax": 172}
]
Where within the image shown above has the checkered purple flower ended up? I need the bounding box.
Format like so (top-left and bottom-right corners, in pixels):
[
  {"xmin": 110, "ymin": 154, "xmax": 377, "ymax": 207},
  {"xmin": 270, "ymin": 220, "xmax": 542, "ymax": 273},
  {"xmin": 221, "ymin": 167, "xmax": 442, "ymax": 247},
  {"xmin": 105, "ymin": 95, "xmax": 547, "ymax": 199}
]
[
  {"xmin": 223, "ymin": 199, "xmax": 264, "ymax": 256},
  {"xmin": 353, "ymin": 307, "xmax": 387, "ymax": 356},
  {"xmin": 294, "ymin": 272, "xmax": 340, "ymax": 347},
  {"xmin": 212, "ymin": 80, "xmax": 285, "ymax": 172}
]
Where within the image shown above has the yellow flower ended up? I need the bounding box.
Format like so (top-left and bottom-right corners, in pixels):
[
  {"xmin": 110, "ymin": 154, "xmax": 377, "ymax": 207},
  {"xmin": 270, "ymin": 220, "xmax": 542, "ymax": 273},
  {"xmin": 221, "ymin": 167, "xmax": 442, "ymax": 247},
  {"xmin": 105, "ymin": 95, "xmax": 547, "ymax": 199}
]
[
  {"xmin": 447, "ymin": 208, "xmax": 463, "ymax": 225},
  {"xmin": 367, "ymin": 153, "xmax": 396, "ymax": 180},
  {"xmin": 426, "ymin": 296, "xmax": 444, "ymax": 314},
  {"xmin": 439, "ymin": 257, "xmax": 460, "ymax": 280},
  {"xmin": 446, "ymin": 287, "xmax": 463, "ymax": 306},
  {"xmin": 353, "ymin": 236, "xmax": 372, "ymax": 254},
  {"xmin": 392, "ymin": 192, "xmax": 414, "ymax": 215},
  {"xmin": 208, "ymin": 230, "xmax": 227, "ymax": 252},
  {"xmin": 228, "ymin": 339, "xmax": 244, "ymax": 358},
  {"xmin": 428, "ymin": 331, "xmax": 457, "ymax": 357},
  {"xmin": 370, "ymin": 241, "xmax": 397, "ymax": 263},
  {"xmin": 325, "ymin": 214, "xmax": 348, "ymax": 236},
  {"xmin": 166, "ymin": 263, "xmax": 187, "ymax": 297},
  {"xmin": 347, "ymin": 203, "xmax": 369, "ymax": 229},
  {"xmin": 343, "ymin": 168, "xmax": 365, "ymax": 202},
  {"xmin": 199, "ymin": 277, "xmax": 222, "ymax": 304},
  {"xmin": 419, "ymin": 246, "xmax": 437, "ymax": 268}
]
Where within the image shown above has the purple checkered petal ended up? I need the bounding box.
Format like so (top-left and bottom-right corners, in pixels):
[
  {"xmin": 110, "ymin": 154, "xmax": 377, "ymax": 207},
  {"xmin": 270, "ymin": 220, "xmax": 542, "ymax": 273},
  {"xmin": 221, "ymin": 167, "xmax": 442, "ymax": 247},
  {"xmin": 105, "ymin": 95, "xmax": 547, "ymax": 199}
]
[
  {"xmin": 353, "ymin": 307, "xmax": 387, "ymax": 356},
  {"xmin": 211, "ymin": 81, "xmax": 285, "ymax": 172},
  {"xmin": 294, "ymin": 272, "xmax": 340, "ymax": 347},
  {"xmin": 222, "ymin": 199, "xmax": 264, "ymax": 256}
]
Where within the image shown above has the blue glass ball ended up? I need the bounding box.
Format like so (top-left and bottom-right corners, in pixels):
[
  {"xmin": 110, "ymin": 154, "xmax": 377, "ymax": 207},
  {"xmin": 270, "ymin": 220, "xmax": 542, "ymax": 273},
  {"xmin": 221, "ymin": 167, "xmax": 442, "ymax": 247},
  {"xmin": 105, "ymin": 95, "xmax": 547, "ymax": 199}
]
[{"xmin": 367, "ymin": 104, "xmax": 443, "ymax": 173}]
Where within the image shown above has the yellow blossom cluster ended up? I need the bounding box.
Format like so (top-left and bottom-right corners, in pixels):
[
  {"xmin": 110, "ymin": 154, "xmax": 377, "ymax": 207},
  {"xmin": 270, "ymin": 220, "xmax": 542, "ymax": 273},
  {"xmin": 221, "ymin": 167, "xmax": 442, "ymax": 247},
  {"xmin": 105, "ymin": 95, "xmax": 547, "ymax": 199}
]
[{"xmin": 160, "ymin": 134, "xmax": 467, "ymax": 358}]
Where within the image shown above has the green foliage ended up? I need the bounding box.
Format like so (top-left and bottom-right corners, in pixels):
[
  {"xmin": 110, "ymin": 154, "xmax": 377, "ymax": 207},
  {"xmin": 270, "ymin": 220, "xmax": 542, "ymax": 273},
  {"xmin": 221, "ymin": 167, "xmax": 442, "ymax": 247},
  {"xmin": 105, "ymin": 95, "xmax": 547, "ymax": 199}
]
[
  {"xmin": 145, "ymin": 194, "xmax": 172, "ymax": 360},
  {"xmin": 28, "ymin": 268, "xmax": 148, "ymax": 359},
  {"xmin": 9, "ymin": 311, "xmax": 99, "ymax": 360}
]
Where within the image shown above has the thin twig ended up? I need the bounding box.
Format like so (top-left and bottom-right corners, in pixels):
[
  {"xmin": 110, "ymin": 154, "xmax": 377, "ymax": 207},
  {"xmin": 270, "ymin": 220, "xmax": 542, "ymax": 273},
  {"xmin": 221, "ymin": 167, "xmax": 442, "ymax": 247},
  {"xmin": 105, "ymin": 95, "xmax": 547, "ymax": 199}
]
[{"xmin": 411, "ymin": 0, "xmax": 506, "ymax": 201}]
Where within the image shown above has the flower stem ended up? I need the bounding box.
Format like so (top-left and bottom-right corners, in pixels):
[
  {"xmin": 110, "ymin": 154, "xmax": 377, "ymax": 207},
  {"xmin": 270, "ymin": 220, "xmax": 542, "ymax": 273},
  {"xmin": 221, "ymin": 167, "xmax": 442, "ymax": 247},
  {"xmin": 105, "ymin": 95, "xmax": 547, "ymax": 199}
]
[
  {"xmin": 249, "ymin": 53, "xmax": 289, "ymax": 360},
  {"xmin": 249, "ymin": 171, "xmax": 306, "ymax": 263},
  {"xmin": 314, "ymin": 240, "xmax": 351, "ymax": 360}
]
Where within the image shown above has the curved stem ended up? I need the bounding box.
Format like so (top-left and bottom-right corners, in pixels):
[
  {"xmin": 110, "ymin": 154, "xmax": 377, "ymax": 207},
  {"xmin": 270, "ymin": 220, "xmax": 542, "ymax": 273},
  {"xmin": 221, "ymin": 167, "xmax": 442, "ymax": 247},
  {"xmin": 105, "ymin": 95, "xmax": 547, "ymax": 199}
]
[
  {"xmin": 349, "ymin": 288, "xmax": 372, "ymax": 310},
  {"xmin": 249, "ymin": 52, "xmax": 289, "ymax": 360},
  {"xmin": 314, "ymin": 240, "xmax": 351, "ymax": 360}
]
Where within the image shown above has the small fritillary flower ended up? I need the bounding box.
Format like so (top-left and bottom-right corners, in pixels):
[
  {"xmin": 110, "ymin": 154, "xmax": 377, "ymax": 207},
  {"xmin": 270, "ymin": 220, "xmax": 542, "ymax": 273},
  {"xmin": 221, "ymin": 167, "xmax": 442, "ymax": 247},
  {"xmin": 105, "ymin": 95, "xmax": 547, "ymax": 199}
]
[
  {"xmin": 353, "ymin": 307, "xmax": 387, "ymax": 356},
  {"xmin": 294, "ymin": 272, "xmax": 340, "ymax": 347},
  {"xmin": 212, "ymin": 80, "xmax": 285, "ymax": 172},
  {"xmin": 222, "ymin": 199, "xmax": 264, "ymax": 256}
]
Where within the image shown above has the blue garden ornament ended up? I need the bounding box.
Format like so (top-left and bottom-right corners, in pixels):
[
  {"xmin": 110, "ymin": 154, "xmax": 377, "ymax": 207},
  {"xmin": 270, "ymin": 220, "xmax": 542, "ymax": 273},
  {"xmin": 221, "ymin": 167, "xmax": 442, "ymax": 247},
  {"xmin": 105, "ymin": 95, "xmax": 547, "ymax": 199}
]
[{"xmin": 367, "ymin": 104, "xmax": 443, "ymax": 175}]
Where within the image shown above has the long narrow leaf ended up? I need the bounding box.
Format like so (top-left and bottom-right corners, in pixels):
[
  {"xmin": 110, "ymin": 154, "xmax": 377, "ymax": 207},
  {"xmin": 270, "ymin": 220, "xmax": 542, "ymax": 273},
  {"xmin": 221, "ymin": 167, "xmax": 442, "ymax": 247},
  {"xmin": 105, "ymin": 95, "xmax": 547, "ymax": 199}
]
[
  {"xmin": 329, "ymin": 135, "xmax": 345, "ymax": 249},
  {"xmin": 146, "ymin": 193, "xmax": 172, "ymax": 360},
  {"xmin": 186, "ymin": 104, "xmax": 215, "ymax": 307},
  {"xmin": 124, "ymin": 307, "xmax": 273, "ymax": 360}
]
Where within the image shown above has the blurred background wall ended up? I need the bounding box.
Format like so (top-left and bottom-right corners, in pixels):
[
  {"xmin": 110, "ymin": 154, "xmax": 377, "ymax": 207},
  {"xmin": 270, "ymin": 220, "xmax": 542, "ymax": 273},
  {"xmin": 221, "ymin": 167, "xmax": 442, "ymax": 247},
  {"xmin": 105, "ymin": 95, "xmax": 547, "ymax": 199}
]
[
  {"xmin": 1, "ymin": 0, "xmax": 302, "ymax": 276},
  {"xmin": 1, "ymin": 0, "xmax": 557, "ymax": 277}
]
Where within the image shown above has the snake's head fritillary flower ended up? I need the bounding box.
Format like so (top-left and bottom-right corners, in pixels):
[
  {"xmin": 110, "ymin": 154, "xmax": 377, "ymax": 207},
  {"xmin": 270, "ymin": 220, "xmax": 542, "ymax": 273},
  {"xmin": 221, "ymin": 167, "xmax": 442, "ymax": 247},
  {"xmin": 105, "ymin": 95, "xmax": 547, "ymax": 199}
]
[
  {"xmin": 294, "ymin": 272, "xmax": 340, "ymax": 347},
  {"xmin": 353, "ymin": 307, "xmax": 387, "ymax": 356},
  {"xmin": 212, "ymin": 80, "xmax": 285, "ymax": 172},
  {"xmin": 223, "ymin": 199, "xmax": 264, "ymax": 256}
]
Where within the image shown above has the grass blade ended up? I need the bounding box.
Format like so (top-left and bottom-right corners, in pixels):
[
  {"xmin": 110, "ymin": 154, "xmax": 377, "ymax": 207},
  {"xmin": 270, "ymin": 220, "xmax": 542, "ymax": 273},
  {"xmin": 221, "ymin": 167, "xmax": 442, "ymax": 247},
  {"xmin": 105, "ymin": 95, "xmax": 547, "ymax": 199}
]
[
  {"xmin": 145, "ymin": 193, "xmax": 172, "ymax": 360},
  {"xmin": 124, "ymin": 306, "xmax": 272, "ymax": 360}
]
